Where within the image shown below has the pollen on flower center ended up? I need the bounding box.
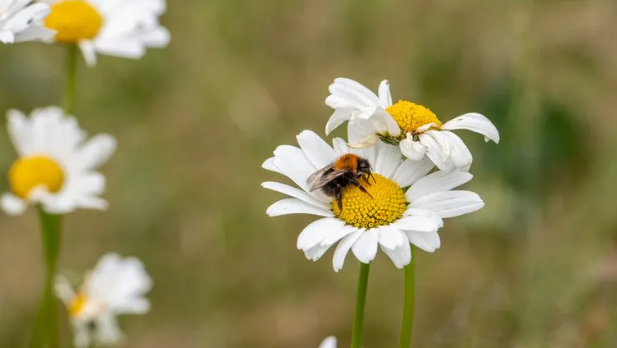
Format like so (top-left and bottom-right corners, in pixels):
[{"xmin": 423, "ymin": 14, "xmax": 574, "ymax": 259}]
[
  {"xmin": 332, "ymin": 174, "xmax": 407, "ymax": 228},
  {"xmin": 45, "ymin": 0, "xmax": 103, "ymax": 43},
  {"xmin": 9, "ymin": 155, "xmax": 64, "ymax": 199},
  {"xmin": 69, "ymin": 293, "xmax": 87, "ymax": 317},
  {"xmin": 386, "ymin": 100, "xmax": 442, "ymax": 134}
]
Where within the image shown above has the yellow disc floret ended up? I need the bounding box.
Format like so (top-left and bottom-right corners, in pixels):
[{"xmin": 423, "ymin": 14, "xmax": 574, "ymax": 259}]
[
  {"xmin": 332, "ymin": 174, "xmax": 407, "ymax": 228},
  {"xmin": 68, "ymin": 293, "xmax": 87, "ymax": 317},
  {"xmin": 45, "ymin": 0, "xmax": 104, "ymax": 43},
  {"xmin": 386, "ymin": 100, "xmax": 442, "ymax": 134},
  {"xmin": 9, "ymin": 155, "xmax": 65, "ymax": 199}
]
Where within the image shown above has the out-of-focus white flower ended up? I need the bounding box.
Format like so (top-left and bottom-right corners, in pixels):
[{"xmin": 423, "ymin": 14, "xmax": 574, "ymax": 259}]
[
  {"xmin": 325, "ymin": 78, "xmax": 500, "ymax": 172},
  {"xmin": 55, "ymin": 253, "xmax": 152, "ymax": 348},
  {"xmin": 319, "ymin": 336, "xmax": 337, "ymax": 348},
  {"xmin": 41, "ymin": 0, "xmax": 170, "ymax": 66},
  {"xmin": 1, "ymin": 106, "xmax": 116, "ymax": 215},
  {"xmin": 263, "ymin": 131, "xmax": 484, "ymax": 271},
  {"xmin": 0, "ymin": 0, "xmax": 55, "ymax": 43}
]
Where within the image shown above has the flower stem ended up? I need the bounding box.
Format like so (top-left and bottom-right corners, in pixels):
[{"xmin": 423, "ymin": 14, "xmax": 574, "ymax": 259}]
[
  {"xmin": 30, "ymin": 209, "xmax": 63, "ymax": 348},
  {"xmin": 399, "ymin": 247, "xmax": 416, "ymax": 348},
  {"xmin": 63, "ymin": 44, "xmax": 79, "ymax": 115},
  {"xmin": 350, "ymin": 262, "xmax": 370, "ymax": 348}
]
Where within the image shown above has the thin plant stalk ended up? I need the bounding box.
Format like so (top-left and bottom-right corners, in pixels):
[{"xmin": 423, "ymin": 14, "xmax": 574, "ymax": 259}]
[
  {"xmin": 399, "ymin": 247, "xmax": 416, "ymax": 348},
  {"xmin": 64, "ymin": 44, "xmax": 79, "ymax": 115},
  {"xmin": 29, "ymin": 210, "xmax": 63, "ymax": 348},
  {"xmin": 350, "ymin": 262, "xmax": 370, "ymax": 348}
]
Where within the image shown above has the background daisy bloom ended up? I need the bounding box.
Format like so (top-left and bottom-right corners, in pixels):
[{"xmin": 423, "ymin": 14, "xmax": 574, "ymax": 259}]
[
  {"xmin": 55, "ymin": 253, "xmax": 152, "ymax": 348},
  {"xmin": 319, "ymin": 336, "xmax": 337, "ymax": 348},
  {"xmin": 41, "ymin": 0, "xmax": 170, "ymax": 66},
  {"xmin": 262, "ymin": 130, "xmax": 484, "ymax": 271},
  {"xmin": 1, "ymin": 106, "xmax": 116, "ymax": 215},
  {"xmin": 0, "ymin": 0, "xmax": 55, "ymax": 43},
  {"xmin": 325, "ymin": 78, "xmax": 500, "ymax": 172}
]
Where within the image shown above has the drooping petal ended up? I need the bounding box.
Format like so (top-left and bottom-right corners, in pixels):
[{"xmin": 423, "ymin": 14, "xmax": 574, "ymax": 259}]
[
  {"xmin": 441, "ymin": 112, "xmax": 500, "ymax": 143},
  {"xmin": 380, "ymin": 232, "xmax": 412, "ymax": 268},
  {"xmin": 411, "ymin": 191, "xmax": 484, "ymax": 218},
  {"xmin": 333, "ymin": 229, "xmax": 364, "ymax": 272},
  {"xmin": 377, "ymin": 225, "xmax": 406, "ymax": 250},
  {"xmin": 325, "ymin": 108, "xmax": 352, "ymax": 135},
  {"xmin": 351, "ymin": 228, "xmax": 379, "ymax": 263},
  {"xmin": 419, "ymin": 131, "xmax": 455, "ymax": 172},
  {"xmin": 399, "ymin": 135, "xmax": 427, "ymax": 161},
  {"xmin": 441, "ymin": 131, "xmax": 473, "ymax": 171},
  {"xmin": 377, "ymin": 80, "xmax": 393, "ymax": 108},
  {"xmin": 406, "ymin": 170, "xmax": 473, "ymax": 202}
]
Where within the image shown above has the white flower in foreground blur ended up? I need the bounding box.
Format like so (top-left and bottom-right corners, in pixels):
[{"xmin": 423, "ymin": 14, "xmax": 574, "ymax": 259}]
[
  {"xmin": 262, "ymin": 130, "xmax": 484, "ymax": 271},
  {"xmin": 55, "ymin": 253, "xmax": 152, "ymax": 348},
  {"xmin": 1, "ymin": 107, "xmax": 116, "ymax": 215},
  {"xmin": 319, "ymin": 336, "xmax": 337, "ymax": 348},
  {"xmin": 41, "ymin": 0, "xmax": 170, "ymax": 66},
  {"xmin": 0, "ymin": 0, "xmax": 55, "ymax": 43},
  {"xmin": 325, "ymin": 78, "xmax": 500, "ymax": 172}
]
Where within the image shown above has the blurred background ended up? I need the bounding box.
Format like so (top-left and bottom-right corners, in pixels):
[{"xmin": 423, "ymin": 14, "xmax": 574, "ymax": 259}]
[{"xmin": 1, "ymin": 0, "xmax": 617, "ymax": 347}]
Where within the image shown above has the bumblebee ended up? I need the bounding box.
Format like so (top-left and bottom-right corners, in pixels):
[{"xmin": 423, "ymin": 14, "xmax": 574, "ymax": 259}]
[{"xmin": 307, "ymin": 154, "xmax": 374, "ymax": 211}]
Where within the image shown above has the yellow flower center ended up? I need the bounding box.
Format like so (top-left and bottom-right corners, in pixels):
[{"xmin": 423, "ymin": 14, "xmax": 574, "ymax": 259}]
[
  {"xmin": 386, "ymin": 100, "xmax": 442, "ymax": 134},
  {"xmin": 332, "ymin": 174, "xmax": 407, "ymax": 228},
  {"xmin": 9, "ymin": 155, "xmax": 65, "ymax": 199},
  {"xmin": 68, "ymin": 293, "xmax": 87, "ymax": 317},
  {"xmin": 45, "ymin": 0, "xmax": 103, "ymax": 43}
]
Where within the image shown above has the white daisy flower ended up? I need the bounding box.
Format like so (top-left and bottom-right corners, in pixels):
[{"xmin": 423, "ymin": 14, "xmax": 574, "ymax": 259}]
[
  {"xmin": 325, "ymin": 78, "xmax": 500, "ymax": 172},
  {"xmin": 41, "ymin": 0, "xmax": 170, "ymax": 66},
  {"xmin": 0, "ymin": 0, "xmax": 55, "ymax": 43},
  {"xmin": 319, "ymin": 336, "xmax": 337, "ymax": 348},
  {"xmin": 262, "ymin": 130, "xmax": 484, "ymax": 272},
  {"xmin": 55, "ymin": 253, "xmax": 152, "ymax": 348},
  {"xmin": 1, "ymin": 106, "xmax": 116, "ymax": 215}
]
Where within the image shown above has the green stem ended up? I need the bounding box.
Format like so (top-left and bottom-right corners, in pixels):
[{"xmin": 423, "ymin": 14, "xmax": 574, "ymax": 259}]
[
  {"xmin": 63, "ymin": 44, "xmax": 79, "ymax": 115},
  {"xmin": 350, "ymin": 262, "xmax": 370, "ymax": 348},
  {"xmin": 399, "ymin": 247, "xmax": 416, "ymax": 348},
  {"xmin": 30, "ymin": 209, "xmax": 63, "ymax": 348}
]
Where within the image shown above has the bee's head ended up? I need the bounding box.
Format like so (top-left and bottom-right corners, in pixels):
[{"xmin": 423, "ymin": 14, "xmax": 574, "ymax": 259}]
[{"xmin": 356, "ymin": 158, "xmax": 372, "ymax": 176}]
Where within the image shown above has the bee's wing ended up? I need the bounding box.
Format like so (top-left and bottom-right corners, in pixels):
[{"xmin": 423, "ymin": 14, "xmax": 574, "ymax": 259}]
[{"xmin": 307, "ymin": 165, "xmax": 345, "ymax": 192}]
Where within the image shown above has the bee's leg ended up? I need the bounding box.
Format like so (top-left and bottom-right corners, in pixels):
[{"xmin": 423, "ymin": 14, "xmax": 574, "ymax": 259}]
[
  {"xmin": 350, "ymin": 178, "xmax": 373, "ymax": 199},
  {"xmin": 335, "ymin": 185, "xmax": 344, "ymax": 213}
]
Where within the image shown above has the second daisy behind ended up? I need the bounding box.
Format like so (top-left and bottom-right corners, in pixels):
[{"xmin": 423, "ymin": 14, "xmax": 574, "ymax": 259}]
[{"xmin": 262, "ymin": 131, "xmax": 484, "ymax": 271}]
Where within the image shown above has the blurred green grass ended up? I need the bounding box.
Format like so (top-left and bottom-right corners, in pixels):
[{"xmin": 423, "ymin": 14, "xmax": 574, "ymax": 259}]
[{"xmin": 1, "ymin": 0, "xmax": 617, "ymax": 347}]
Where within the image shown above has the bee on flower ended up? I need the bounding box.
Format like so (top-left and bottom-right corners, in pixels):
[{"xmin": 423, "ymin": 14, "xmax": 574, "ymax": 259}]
[
  {"xmin": 0, "ymin": 0, "xmax": 55, "ymax": 43},
  {"xmin": 40, "ymin": 0, "xmax": 170, "ymax": 66},
  {"xmin": 55, "ymin": 253, "xmax": 152, "ymax": 348},
  {"xmin": 1, "ymin": 106, "xmax": 116, "ymax": 215},
  {"xmin": 262, "ymin": 130, "xmax": 484, "ymax": 271},
  {"xmin": 325, "ymin": 78, "xmax": 500, "ymax": 172}
]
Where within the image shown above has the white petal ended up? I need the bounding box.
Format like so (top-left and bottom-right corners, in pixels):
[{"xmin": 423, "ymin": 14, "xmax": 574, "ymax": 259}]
[
  {"xmin": 380, "ymin": 232, "xmax": 412, "ymax": 268},
  {"xmin": 396, "ymin": 215, "xmax": 439, "ymax": 233},
  {"xmin": 351, "ymin": 229, "xmax": 379, "ymax": 264},
  {"xmin": 411, "ymin": 191, "xmax": 484, "ymax": 218},
  {"xmin": 325, "ymin": 108, "xmax": 352, "ymax": 135},
  {"xmin": 297, "ymin": 130, "xmax": 337, "ymax": 170},
  {"xmin": 347, "ymin": 117, "xmax": 380, "ymax": 148},
  {"xmin": 319, "ymin": 336, "xmax": 337, "ymax": 348},
  {"xmin": 54, "ymin": 275, "xmax": 76, "ymax": 305},
  {"xmin": 372, "ymin": 142, "xmax": 401, "ymax": 178},
  {"xmin": 79, "ymin": 40, "xmax": 97, "ymax": 67},
  {"xmin": 332, "ymin": 138, "xmax": 349, "ymax": 156},
  {"xmin": 441, "ymin": 131, "xmax": 473, "ymax": 171},
  {"xmin": 330, "ymin": 78, "xmax": 382, "ymax": 107},
  {"xmin": 267, "ymin": 198, "xmax": 333, "ymax": 217},
  {"xmin": 332, "ymin": 229, "xmax": 364, "ymax": 272},
  {"xmin": 320, "ymin": 225, "xmax": 359, "ymax": 247},
  {"xmin": 95, "ymin": 313, "xmax": 123, "ymax": 346},
  {"xmin": 75, "ymin": 134, "xmax": 116, "ymax": 171},
  {"xmin": 403, "ymin": 208, "xmax": 444, "ymax": 228},
  {"xmin": 441, "ymin": 112, "xmax": 500, "ymax": 143},
  {"xmin": 297, "ymin": 218, "xmax": 346, "ymax": 251},
  {"xmin": 377, "ymin": 225, "xmax": 405, "ymax": 249},
  {"xmin": 406, "ymin": 170, "xmax": 473, "ymax": 202},
  {"xmin": 262, "ymin": 157, "xmax": 282, "ymax": 174},
  {"xmin": 399, "ymin": 135, "xmax": 427, "ymax": 161},
  {"xmin": 271, "ymin": 145, "xmax": 317, "ymax": 192},
  {"xmin": 405, "ymin": 230, "xmax": 441, "ymax": 253},
  {"xmin": 391, "ymin": 156, "xmax": 434, "ymax": 188},
  {"xmin": 1, "ymin": 193, "xmax": 27, "ymax": 215},
  {"xmin": 6, "ymin": 108, "xmax": 31, "ymax": 156},
  {"xmin": 0, "ymin": 31, "xmax": 15, "ymax": 43},
  {"xmin": 262, "ymin": 182, "xmax": 328, "ymax": 208},
  {"xmin": 377, "ymin": 80, "xmax": 392, "ymax": 108},
  {"xmin": 72, "ymin": 321, "xmax": 91, "ymax": 348},
  {"xmin": 419, "ymin": 131, "xmax": 455, "ymax": 172}
]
